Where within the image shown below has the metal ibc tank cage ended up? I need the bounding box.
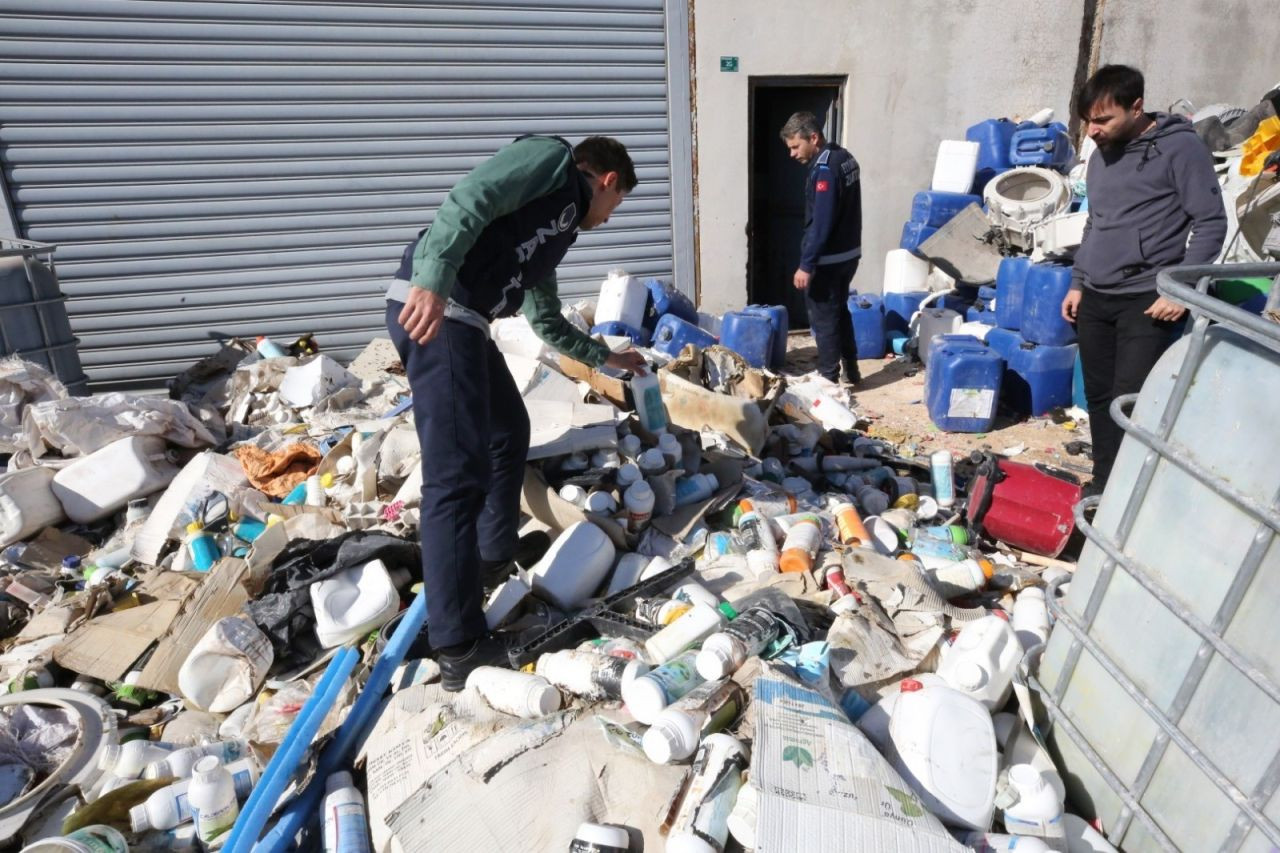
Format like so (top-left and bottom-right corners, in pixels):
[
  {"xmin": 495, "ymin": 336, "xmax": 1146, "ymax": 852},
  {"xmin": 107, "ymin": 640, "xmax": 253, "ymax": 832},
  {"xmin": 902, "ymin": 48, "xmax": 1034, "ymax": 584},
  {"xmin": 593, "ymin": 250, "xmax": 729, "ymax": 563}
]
[
  {"xmin": 0, "ymin": 237, "xmax": 88, "ymax": 394},
  {"xmin": 1031, "ymin": 263, "xmax": 1280, "ymax": 852}
]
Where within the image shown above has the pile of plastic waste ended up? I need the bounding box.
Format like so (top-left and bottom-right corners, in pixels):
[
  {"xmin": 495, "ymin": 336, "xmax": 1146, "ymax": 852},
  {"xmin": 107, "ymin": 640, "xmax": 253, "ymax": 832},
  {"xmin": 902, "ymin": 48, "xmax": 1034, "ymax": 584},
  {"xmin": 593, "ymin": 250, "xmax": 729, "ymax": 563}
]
[{"xmin": 0, "ymin": 262, "xmax": 1112, "ymax": 852}]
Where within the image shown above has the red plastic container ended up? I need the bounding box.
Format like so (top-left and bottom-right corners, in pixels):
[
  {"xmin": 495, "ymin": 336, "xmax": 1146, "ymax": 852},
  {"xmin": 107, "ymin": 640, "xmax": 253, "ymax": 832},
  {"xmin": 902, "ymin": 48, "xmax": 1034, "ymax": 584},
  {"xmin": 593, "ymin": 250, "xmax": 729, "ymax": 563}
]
[{"xmin": 966, "ymin": 456, "xmax": 1082, "ymax": 557}]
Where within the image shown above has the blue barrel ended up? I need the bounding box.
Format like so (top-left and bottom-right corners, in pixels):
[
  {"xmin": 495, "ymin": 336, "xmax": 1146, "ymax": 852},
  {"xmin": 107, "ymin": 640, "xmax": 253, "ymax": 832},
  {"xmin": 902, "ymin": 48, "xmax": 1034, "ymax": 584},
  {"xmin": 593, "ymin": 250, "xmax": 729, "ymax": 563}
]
[
  {"xmin": 1010, "ymin": 123, "xmax": 1074, "ymax": 169},
  {"xmin": 966, "ymin": 118, "xmax": 1018, "ymax": 174},
  {"xmin": 926, "ymin": 343, "xmax": 1004, "ymax": 432},
  {"xmin": 590, "ymin": 321, "xmax": 649, "ymax": 346},
  {"xmin": 1072, "ymin": 348, "xmax": 1088, "ymax": 410},
  {"xmin": 924, "ymin": 334, "xmax": 988, "ymax": 402},
  {"xmin": 847, "ymin": 293, "xmax": 887, "ymax": 359},
  {"xmin": 884, "ymin": 290, "xmax": 929, "ymax": 335},
  {"xmin": 1020, "ymin": 263, "xmax": 1077, "ymax": 346},
  {"xmin": 720, "ymin": 311, "xmax": 774, "ymax": 368},
  {"xmin": 910, "ymin": 191, "xmax": 984, "ymax": 228},
  {"xmin": 1003, "ymin": 339, "xmax": 1077, "ymax": 416},
  {"xmin": 995, "ymin": 256, "xmax": 1032, "ymax": 330},
  {"xmin": 900, "ymin": 221, "xmax": 939, "ymax": 252},
  {"xmin": 937, "ymin": 290, "xmax": 976, "ymax": 315},
  {"xmin": 742, "ymin": 304, "xmax": 789, "ymax": 368},
  {"xmin": 652, "ymin": 313, "xmax": 718, "ymax": 358},
  {"xmin": 642, "ymin": 277, "xmax": 697, "ymax": 331}
]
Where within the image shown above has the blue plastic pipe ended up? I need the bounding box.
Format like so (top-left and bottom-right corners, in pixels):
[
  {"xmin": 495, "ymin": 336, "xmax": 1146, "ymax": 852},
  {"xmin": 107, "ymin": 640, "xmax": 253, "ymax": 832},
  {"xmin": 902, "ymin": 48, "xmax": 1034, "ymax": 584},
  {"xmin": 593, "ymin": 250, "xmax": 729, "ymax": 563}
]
[
  {"xmin": 224, "ymin": 645, "xmax": 359, "ymax": 853},
  {"xmin": 255, "ymin": 590, "xmax": 428, "ymax": 851}
]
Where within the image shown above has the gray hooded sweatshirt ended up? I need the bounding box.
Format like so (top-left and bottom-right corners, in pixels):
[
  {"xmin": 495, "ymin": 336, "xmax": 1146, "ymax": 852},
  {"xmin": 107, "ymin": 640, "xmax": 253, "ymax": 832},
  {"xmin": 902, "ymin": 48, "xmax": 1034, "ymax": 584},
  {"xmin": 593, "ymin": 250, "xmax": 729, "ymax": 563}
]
[{"xmin": 1071, "ymin": 112, "xmax": 1226, "ymax": 294}]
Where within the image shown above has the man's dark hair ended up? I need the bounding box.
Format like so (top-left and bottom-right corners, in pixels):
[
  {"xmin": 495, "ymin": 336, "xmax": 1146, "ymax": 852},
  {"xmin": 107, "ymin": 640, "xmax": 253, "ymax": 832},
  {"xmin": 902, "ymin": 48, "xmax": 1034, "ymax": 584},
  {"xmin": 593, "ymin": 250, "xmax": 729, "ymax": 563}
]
[
  {"xmin": 574, "ymin": 137, "xmax": 638, "ymax": 192},
  {"xmin": 780, "ymin": 111, "xmax": 824, "ymax": 141},
  {"xmin": 1077, "ymin": 65, "xmax": 1145, "ymax": 119}
]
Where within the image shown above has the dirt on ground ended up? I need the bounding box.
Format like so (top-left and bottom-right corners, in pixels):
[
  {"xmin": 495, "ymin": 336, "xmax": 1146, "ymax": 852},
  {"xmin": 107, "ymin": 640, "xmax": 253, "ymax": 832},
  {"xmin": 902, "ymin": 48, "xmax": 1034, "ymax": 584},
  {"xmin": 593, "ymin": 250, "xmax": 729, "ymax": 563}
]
[{"xmin": 782, "ymin": 332, "xmax": 1095, "ymax": 483}]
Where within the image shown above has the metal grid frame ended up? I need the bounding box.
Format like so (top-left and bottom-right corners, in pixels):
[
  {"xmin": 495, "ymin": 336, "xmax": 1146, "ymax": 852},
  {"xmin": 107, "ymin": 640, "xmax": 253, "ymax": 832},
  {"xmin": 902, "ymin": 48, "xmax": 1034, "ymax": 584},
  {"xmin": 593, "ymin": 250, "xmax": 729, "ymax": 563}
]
[{"xmin": 1026, "ymin": 262, "xmax": 1280, "ymax": 852}]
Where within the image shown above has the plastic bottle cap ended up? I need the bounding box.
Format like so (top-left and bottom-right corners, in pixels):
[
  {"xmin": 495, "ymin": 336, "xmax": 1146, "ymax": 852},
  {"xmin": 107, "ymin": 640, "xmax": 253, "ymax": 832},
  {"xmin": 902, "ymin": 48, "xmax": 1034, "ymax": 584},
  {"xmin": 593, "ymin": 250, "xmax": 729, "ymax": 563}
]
[
  {"xmin": 900, "ymin": 678, "xmax": 923, "ymax": 692},
  {"xmin": 130, "ymin": 803, "xmax": 151, "ymax": 833},
  {"xmin": 62, "ymin": 555, "xmax": 82, "ymax": 570},
  {"xmin": 976, "ymin": 558, "xmax": 994, "ymax": 579},
  {"xmin": 953, "ymin": 660, "xmax": 987, "ymax": 691},
  {"xmin": 186, "ymin": 521, "xmax": 203, "ymax": 534},
  {"xmin": 528, "ymin": 682, "xmax": 563, "ymax": 716},
  {"xmin": 628, "ymin": 480, "xmax": 653, "ymax": 500},
  {"xmin": 642, "ymin": 720, "xmax": 682, "ymax": 764},
  {"xmin": 192, "ymin": 754, "xmax": 222, "ymax": 784},
  {"xmin": 98, "ymin": 744, "xmax": 122, "ymax": 771},
  {"xmin": 717, "ymin": 602, "xmax": 737, "ymax": 621},
  {"xmin": 574, "ymin": 823, "xmax": 631, "ymax": 850},
  {"xmin": 696, "ymin": 646, "xmax": 733, "ymax": 681},
  {"xmin": 991, "ymin": 608, "xmax": 1011, "ymax": 622},
  {"xmin": 1010, "ymin": 763, "xmax": 1047, "ymax": 794}
]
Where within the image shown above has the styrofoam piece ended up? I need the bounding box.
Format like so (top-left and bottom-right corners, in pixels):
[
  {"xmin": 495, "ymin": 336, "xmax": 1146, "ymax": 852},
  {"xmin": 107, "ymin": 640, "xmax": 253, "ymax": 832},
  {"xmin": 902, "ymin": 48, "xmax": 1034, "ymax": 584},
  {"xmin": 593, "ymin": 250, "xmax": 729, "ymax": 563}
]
[
  {"xmin": 887, "ymin": 679, "xmax": 998, "ymax": 830},
  {"xmin": 525, "ymin": 521, "xmax": 616, "ymax": 611},
  {"xmin": 278, "ymin": 355, "xmax": 359, "ymax": 409},
  {"xmin": 51, "ymin": 436, "xmax": 179, "ymax": 524},
  {"xmin": 310, "ymin": 558, "xmax": 401, "ymax": 648},
  {"xmin": 0, "ymin": 466, "xmax": 65, "ymax": 548},
  {"xmin": 931, "ymin": 140, "xmax": 981, "ymax": 194}
]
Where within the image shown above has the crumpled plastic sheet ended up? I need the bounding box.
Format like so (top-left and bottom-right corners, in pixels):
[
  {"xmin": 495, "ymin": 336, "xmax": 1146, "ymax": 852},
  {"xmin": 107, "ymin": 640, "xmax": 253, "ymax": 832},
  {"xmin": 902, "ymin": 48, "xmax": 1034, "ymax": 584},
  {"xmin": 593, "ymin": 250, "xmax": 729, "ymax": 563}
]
[
  {"xmin": 233, "ymin": 442, "xmax": 323, "ymax": 498},
  {"xmin": 245, "ymin": 530, "xmax": 421, "ymax": 670},
  {"xmin": 0, "ymin": 704, "xmax": 79, "ymax": 809},
  {"xmin": 19, "ymin": 391, "xmax": 221, "ymax": 459},
  {"xmin": 0, "ymin": 358, "xmax": 66, "ymax": 456}
]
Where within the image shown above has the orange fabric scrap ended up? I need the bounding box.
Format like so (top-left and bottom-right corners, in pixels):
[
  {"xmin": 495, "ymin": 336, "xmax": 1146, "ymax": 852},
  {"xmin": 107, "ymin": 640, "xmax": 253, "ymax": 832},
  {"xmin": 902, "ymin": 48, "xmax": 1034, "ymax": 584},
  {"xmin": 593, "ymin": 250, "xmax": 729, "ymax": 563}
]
[{"xmin": 233, "ymin": 442, "xmax": 323, "ymax": 498}]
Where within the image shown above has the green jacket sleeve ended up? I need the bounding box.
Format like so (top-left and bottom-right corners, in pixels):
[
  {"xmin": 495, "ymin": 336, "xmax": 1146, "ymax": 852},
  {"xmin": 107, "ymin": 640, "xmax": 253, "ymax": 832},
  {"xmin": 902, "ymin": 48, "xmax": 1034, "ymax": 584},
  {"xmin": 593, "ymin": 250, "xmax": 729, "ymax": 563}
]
[
  {"xmin": 410, "ymin": 137, "xmax": 572, "ymax": 297},
  {"xmin": 522, "ymin": 274, "xmax": 612, "ymax": 368}
]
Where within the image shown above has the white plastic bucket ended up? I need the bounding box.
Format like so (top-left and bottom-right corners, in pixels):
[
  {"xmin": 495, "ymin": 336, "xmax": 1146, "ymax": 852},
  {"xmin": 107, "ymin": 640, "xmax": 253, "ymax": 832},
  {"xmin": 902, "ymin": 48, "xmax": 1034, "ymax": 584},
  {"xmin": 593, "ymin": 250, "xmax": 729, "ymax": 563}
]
[
  {"xmin": 51, "ymin": 436, "xmax": 179, "ymax": 524},
  {"xmin": 0, "ymin": 466, "xmax": 66, "ymax": 547},
  {"xmin": 931, "ymin": 140, "xmax": 981, "ymax": 194},
  {"xmin": 310, "ymin": 558, "xmax": 401, "ymax": 648}
]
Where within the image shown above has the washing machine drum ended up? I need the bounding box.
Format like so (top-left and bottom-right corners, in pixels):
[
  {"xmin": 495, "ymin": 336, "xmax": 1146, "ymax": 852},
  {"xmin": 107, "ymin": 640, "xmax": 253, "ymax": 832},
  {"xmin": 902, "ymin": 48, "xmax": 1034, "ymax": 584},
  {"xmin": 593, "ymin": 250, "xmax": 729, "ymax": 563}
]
[{"xmin": 983, "ymin": 167, "xmax": 1072, "ymax": 235}]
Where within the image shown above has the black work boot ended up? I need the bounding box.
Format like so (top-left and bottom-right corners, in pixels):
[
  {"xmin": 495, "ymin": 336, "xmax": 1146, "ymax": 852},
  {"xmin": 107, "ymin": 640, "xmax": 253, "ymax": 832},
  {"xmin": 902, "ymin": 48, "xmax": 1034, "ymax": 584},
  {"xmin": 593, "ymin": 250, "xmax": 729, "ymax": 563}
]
[
  {"xmin": 438, "ymin": 634, "xmax": 512, "ymax": 692},
  {"xmin": 842, "ymin": 359, "xmax": 862, "ymax": 386}
]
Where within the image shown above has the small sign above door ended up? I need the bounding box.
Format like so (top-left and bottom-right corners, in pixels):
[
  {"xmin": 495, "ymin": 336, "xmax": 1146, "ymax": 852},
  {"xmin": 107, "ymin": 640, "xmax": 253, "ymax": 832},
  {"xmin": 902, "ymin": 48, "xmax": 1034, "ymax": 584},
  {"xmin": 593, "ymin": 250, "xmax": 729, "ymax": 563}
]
[{"xmin": 720, "ymin": 56, "xmax": 739, "ymax": 72}]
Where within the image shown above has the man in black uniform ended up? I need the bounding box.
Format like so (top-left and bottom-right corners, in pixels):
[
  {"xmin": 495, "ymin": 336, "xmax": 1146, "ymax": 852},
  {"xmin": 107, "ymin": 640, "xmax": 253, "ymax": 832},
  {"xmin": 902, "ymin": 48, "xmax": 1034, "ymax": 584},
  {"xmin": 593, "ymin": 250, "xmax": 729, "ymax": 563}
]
[{"xmin": 781, "ymin": 111, "xmax": 864, "ymax": 385}]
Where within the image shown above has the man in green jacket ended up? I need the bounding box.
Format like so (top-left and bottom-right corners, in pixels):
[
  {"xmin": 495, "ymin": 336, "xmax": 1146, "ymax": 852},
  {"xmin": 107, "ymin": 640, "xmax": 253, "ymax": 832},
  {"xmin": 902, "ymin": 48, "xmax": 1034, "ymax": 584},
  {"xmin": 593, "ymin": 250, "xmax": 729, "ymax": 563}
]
[{"xmin": 386, "ymin": 135, "xmax": 645, "ymax": 690}]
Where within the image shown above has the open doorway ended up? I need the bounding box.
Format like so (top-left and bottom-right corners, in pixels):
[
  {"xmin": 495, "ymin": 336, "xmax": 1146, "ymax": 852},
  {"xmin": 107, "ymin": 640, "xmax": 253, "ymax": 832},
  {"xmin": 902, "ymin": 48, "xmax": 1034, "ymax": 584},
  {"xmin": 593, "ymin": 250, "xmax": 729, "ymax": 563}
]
[{"xmin": 748, "ymin": 77, "xmax": 845, "ymax": 330}]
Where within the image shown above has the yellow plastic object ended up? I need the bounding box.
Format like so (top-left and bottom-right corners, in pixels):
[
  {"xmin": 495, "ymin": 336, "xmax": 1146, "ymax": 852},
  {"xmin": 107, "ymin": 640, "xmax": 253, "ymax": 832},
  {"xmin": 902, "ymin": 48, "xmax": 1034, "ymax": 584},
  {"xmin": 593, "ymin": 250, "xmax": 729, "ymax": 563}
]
[{"xmin": 1240, "ymin": 116, "xmax": 1280, "ymax": 176}]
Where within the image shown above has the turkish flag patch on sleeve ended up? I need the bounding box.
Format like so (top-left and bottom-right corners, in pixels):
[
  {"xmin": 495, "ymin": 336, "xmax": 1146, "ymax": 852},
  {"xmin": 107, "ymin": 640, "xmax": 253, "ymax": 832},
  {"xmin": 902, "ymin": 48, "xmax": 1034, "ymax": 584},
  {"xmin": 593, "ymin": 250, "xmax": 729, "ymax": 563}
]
[{"xmin": 815, "ymin": 180, "xmax": 830, "ymax": 192}]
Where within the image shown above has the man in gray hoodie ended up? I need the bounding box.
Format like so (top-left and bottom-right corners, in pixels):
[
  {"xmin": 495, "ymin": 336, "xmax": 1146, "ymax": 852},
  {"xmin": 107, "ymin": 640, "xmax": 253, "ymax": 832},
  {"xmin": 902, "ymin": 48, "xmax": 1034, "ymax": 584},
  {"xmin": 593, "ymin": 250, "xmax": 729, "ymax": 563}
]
[{"xmin": 1061, "ymin": 65, "xmax": 1226, "ymax": 494}]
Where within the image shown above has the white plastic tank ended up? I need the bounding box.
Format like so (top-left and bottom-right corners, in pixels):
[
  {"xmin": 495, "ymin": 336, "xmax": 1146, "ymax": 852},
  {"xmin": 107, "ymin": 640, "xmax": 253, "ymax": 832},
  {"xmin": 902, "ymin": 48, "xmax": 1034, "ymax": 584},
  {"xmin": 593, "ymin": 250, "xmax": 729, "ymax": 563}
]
[
  {"xmin": 526, "ymin": 521, "xmax": 616, "ymax": 611},
  {"xmin": 883, "ymin": 248, "xmax": 931, "ymax": 294},
  {"xmin": 931, "ymin": 139, "xmax": 981, "ymax": 194},
  {"xmin": 594, "ymin": 270, "xmax": 647, "ymax": 329},
  {"xmin": 310, "ymin": 558, "xmax": 402, "ymax": 648},
  {"xmin": 885, "ymin": 677, "xmax": 998, "ymax": 830},
  {"xmin": 917, "ymin": 308, "xmax": 963, "ymax": 365},
  {"xmin": 0, "ymin": 465, "xmax": 66, "ymax": 547},
  {"xmin": 51, "ymin": 435, "xmax": 179, "ymax": 523},
  {"xmin": 937, "ymin": 614, "xmax": 1021, "ymax": 710},
  {"xmin": 178, "ymin": 616, "xmax": 274, "ymax": 713}
]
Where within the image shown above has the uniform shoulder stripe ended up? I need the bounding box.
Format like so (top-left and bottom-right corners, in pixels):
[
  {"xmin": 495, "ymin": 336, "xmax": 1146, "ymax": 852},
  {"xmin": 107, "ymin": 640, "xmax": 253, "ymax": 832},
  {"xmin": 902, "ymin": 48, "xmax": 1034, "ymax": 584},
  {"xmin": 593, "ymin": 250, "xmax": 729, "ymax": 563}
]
[{"xmin": 816, "ymin": 149, "xmax": 831, "ymax": 165}]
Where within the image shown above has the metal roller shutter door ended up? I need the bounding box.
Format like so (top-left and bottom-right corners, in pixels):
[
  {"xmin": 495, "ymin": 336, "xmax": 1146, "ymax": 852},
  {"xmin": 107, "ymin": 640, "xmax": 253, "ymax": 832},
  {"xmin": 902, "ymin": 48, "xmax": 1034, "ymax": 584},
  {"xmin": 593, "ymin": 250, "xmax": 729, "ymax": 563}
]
[{"xmin": 0, "ymin": 0, "xmax": 681, "ymax": 389}]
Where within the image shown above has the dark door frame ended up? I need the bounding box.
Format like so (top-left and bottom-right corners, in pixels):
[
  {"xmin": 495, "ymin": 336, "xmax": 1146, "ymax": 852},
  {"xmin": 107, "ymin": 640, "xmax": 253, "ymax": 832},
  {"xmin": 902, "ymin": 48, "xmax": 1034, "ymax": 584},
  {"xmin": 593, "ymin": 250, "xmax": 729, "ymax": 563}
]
[{"xmin": 746, "ymin": 75, "xmax": 848, "ymax": 322}]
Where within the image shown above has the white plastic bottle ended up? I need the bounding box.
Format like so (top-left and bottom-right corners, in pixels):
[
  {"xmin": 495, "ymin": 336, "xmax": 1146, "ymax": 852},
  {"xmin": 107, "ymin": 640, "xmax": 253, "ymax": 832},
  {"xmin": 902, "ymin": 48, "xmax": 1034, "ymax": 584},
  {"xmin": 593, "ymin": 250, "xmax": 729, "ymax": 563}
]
[
  {"xmin": 50, "ymin": 436, "xmax": 179, "ymax": 524},
  {"xmin": 188, "ymin": 755, "xmax": 238, "ymax": 845},
  {"xmin": 465, "ymin": 666, "xmax": 561, "ymax": 718},
  {"xmin": 615, "ymin": 461, "xmax": 642, "ymax": 489},
  {"xmin": 642, "ymin": 680, "xmax": 745, "ymax": 764},
  {"xmin": 960, "ymin": 832, "xmax": 1052, "ymax": 852},
  {"xmin": 310, "ymin": 558, "xmax": 402, "ymax": 648},
  {"xmin": 637, "ymin": 447, "xmax": 666, "ymax": 477},
  {"xmin": 696, "ymin": 606, "xmax": 787, "ymax": 680},
  {"xmin": 584, "ymin": 490, "xmax": 617, "ymax": 514},
  {"xmin": 322, "ymin": 771, "xmax": 373, "ymax": 853},
  {"xmin": 558, "ymin": 484, "xmax": 588, "ymax": 507},
  {"xmin": 98, "ymin": 740, "xmax": 176, "ymax": 780},
  {"xmin": 535, "ymin": 648, "xmax": 648, "ymax": 701},
  {"xmin": 630, "ymin": 371, "xmax": 668, "ymax": 433},
  {"xmin": 666, "ymin": 734, "xmax": 749, "ymax": 853},
  {"xmin": 621, "ymin": 650, "xmax": 704, "ymax": 724},
  {"xmin": 674, "ymin": 473, "xmax": 719, "ymax": 507},
  {"xmin": 929, "ymin": 556, "xmax": 994, "ymax": 598},
  {"xmin": 937, "ymin": 614, "xmax": 1021, "ymax": 710},
  {"xmin": 143, "ymin": 739, "xmax": 249, "ymax": 780},
  {"xmin": 623, "ymin": 480, "xmax": 655, "ymax": 534},
  {"xmin": 526, "ymin": 521, "xmax": 616, "ymax": 610},
  {"xmin": 642, "ymin": 602, "xmax": 727, "ymax": 665},
  {"xmin": 130, "ymin": 757, "xmax": 259, "ymax": 832},
  {"xmin": 568, "ymin": 822, "xmax": 629, "ymax": 853},
  {"xmin": 930, "ymin": 450, "xmax": 956, "ymax": 509},
  {"xmin": 658, "ymin": 431, "xmax": 682, "ymax": 470},
  {"xmin": 1063, "ymin": 813, "xmax": 1119, "ymax": 852},
  {"xmin": 19, "ymin": 825, "xmax": 130, "ymax": 853},
  {"xmin": 617, "ymin": 435, "xmax": 642, "ymax": 462},
  {"xmin": 305, "ymin": 474, "xmax": 326, "ymax": 507},
  {"xmin": 1001, "ymin": 764, "xmax": 1066, "ymax": 841},
  {"xmin": 1012, "ymin": 587, "xmax": 1050, "ymax": 650}
]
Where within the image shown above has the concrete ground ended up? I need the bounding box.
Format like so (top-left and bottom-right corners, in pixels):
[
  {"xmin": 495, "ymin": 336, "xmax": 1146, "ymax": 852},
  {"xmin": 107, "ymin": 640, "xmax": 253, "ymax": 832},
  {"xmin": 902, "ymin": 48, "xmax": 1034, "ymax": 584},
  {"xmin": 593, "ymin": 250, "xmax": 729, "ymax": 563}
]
[{"xmin": 783, "ymin": 332, "xmax": 1094, "ymax": 481}]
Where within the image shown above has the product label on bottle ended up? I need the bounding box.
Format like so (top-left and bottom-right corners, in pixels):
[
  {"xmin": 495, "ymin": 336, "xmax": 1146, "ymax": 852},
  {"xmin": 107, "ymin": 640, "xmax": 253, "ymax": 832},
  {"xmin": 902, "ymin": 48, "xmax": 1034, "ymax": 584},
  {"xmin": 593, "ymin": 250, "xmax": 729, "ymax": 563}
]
[
  {"xmin": 723, "ymin": 607, "xmax": 783, "ymax": 656},
  {"xmin": 644, "ymin": 655, "xmax": 700, "ymax": 703},
  {"xmin": 328, "ymin": 802, "xmax": 373, "ymax": 853},
  {"xmin": 948, "ymin": 387, "xmax": 995, "ymax": 419},
  {"xmin": 194, "ymin": 797, "xmax": 238, "ymax": 843},
  {"xmin": 568, "ymin": 840, "xmax": 628, "ymax": 853}
]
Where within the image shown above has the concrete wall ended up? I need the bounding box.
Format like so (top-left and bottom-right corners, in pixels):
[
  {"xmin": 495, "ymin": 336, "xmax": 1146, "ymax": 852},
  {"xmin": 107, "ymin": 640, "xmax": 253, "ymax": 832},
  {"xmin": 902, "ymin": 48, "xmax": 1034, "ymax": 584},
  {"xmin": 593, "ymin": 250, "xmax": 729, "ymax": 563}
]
[
  {"xmin": 1097, "ymin": 1, "xmax": 1280, "ymax": 113},
  {"xmin": 689, "ymin": 0, "xmax": 1280, "ymax": 312},
  {"xmin": 692, "ymin": 0, "xmax": 1085, "ymax": 312}
]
